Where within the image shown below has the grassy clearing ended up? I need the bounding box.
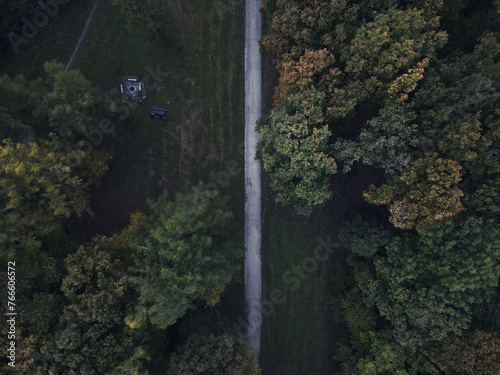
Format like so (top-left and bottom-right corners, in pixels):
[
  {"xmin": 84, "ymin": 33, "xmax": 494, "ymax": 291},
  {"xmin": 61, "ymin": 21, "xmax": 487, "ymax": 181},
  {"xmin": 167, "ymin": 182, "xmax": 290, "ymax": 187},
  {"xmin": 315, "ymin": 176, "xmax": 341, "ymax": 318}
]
[
  {"xmin": 260, "ymin": 195, "xmax": 341, "ymax": 374},
  {"xmin": 0, "ymin": 0, "xmax": 95, "ymax": 78},
  {"xmin": 72, "ymin": 0, "xmax": 247, "ymax": 351},
  {"xmin": 260, "ymin": 163, "xmax": 382, "ymax": 374},
  {"xmin": 1, "ymin": 0, "xmax": 245, "ymax": 234},
  {"xmin": 70, "ymin": 0, "xmax": 245, "ymax": 236}
]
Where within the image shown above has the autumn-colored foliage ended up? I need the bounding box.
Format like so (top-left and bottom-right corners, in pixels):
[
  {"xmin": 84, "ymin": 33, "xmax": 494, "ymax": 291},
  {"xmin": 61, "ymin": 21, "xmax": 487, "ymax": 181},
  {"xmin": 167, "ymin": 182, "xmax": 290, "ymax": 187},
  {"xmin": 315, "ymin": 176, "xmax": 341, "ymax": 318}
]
[
  {"xmin": 364, "ymin": 153, "xmax": 464, "ymax": 230},
  {"xmin": 274, "ymin": 49, "xmax": 339, "ymax": 106},
  {"xmin": 260, "ymin": 0, "xmax": 359, "ymax": 64},
  {"xmin": 424, "ymin": 330, "xmax": 500, "ymax": 374},
  {"xmin": 0, "ymin": 136, "xmax": 110, "ymax": 257}
]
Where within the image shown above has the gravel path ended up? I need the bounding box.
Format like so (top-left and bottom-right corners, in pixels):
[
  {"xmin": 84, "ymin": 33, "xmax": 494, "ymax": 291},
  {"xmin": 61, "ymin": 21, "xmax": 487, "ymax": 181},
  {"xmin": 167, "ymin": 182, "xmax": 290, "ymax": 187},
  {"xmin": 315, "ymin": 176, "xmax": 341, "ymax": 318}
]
[{"xmin": 244, "ymin": 0, "xmax": 263, "ymax": 360}]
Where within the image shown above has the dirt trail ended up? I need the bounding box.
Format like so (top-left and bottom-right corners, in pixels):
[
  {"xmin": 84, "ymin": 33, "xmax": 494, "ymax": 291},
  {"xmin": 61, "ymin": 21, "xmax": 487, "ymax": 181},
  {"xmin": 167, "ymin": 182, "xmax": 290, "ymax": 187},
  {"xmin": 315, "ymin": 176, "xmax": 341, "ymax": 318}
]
[
  {"xmin": 64, "ymin": 0, "xmax": 103, "ymax": 72},
  {"xmin": 244, "ymin": 0, "xmax": 263, "ymax": 361}
]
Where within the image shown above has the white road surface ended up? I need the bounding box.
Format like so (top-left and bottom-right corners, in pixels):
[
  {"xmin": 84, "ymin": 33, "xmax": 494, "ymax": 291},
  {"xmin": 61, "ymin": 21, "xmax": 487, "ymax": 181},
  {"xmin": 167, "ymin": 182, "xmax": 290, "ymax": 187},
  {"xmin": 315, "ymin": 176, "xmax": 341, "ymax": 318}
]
[{"xmin": 244, "ymin": 0, "xmax": 262, "ymax": 361}]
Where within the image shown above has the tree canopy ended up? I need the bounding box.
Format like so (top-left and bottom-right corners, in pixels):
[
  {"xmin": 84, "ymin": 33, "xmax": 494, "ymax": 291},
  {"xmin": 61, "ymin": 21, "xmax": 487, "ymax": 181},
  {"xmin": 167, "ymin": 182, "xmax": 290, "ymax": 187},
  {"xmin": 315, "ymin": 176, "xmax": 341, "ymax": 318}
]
[
  {"xmin": 167, "ymin": 332, "xmax": 261, "ymax": 375},
  {"xmin": 363, "ymin": 153, "xmax": 464, "ymax": 230},
  {"xmin": 257, "ymin": 89, "xmax": 336, "ymax": 215},
  {"xmin": 37, "ymin": 244, "xmax": 139, "ymax": 374},
  {"xmin": 348, "ymin": 216, "xmax": 500, "ymax": 341},
  {"xmin": 0, "ymin": 61, "xmax": 117, "ymax": 139},
  {"xmin": 130, "ymin": 183, "xmax": 242, "ymax": 329},
  {"xmin": 0, "ymin": 136, "xmax": 110, "ymax": 257}
]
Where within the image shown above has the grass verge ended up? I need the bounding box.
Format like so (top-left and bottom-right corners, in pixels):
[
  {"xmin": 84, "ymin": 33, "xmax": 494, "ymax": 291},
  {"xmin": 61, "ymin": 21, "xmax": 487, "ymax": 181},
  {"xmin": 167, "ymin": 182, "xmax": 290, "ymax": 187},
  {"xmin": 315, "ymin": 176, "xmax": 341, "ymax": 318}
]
[{"xmin": 260, "ymin": 162, "xmax": 384, "ymax": 374}]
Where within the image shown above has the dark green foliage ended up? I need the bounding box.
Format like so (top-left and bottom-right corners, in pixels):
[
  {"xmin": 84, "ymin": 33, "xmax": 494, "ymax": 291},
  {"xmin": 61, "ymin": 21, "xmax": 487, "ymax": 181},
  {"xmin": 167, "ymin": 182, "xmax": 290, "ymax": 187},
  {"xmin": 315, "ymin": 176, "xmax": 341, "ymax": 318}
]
[
  {"xmin": 340, "ymin": 286, "xmax": 379, "ymax": 335},
  {"xmin": 464, "ymin": 175, "xmax": 500, "ymax": 218},
  {"xmin": 0, "ymin": 61, "xmax": 117, "ymax": 139},
  {"xmin": 338, "ymin": 329, "xmax": 439, "ymax": 375},
  {"xmin": 130, "ymin": 183, "xmax": 242, "ymax": 329},
  {"xmin": 335, "ymin": 105, "xmax": 419, "ymax": 173},
  {"xmin": 355, "ymin": 216, "xmax": 500, "ymax": 341},
  {"xmin": 167, "ymin": 310, "xmax": 260, "ymax": 375},
  {"xmin": 439, "ymin": 0, "xmax": 500, "ymax": 53},
  {"xmin": 339, "ymin": 215, "xmax": 391, "ymax": 257},
  {"xmin": 337, "ymin": 286, "xmax": 439, "ymax": 375},
  {"xmin": 166, "ymin": 331, "xmax": 261, "ymax": 375},
  {"xmin": 27, "ymin": 242, "xmax": 144, "ymax": 374}
]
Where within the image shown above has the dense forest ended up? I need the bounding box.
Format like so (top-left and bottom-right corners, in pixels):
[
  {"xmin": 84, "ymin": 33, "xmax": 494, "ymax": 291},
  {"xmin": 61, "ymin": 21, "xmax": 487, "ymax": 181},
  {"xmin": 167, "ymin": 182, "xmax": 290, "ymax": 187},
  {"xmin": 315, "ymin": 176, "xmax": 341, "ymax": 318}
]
[
  {"xmin": 258, "ymin": 0, "xmax": 500, "ymax": 373},
  {"xmin": 0, "ymin": 0, "xmax": 499, "ymax": 373}
]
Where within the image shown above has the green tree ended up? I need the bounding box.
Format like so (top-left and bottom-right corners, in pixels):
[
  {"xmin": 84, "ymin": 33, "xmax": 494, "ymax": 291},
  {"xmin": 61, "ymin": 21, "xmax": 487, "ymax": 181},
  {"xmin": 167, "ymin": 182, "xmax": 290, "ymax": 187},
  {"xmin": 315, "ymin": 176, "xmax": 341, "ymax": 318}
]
[
  {"xmin": 335, "ymin": 105, "xmax": 419, "ymax": 173},
  {"xmin": 0, "ymin": 73, "xmax": 45, "ymax": 139},
  {"xmin": 464, "ymin": 175, "xmax": 500, "ymax": 217},
  {"xmin": 408, "ymin": 50, "xmax": 500, "ymax": 178},
  {"xmin": 35, "ymin": 244, "xmax": 141, "ymax": 374},
  {"xmin": 257, "ymin": 89, "xmax": 337, "ymax": 215},
  {"xmin": 338, "ymin": 214, "xmax": 392, "ymax": 257},
  {"xmin": 0, "ymin": 61, "xmax": 117, "ymax": 139},
  {"xmin": 339, "ymin": 329, "xmax": 439, "ymax": 375},
  {"xmin": 35, "ymin": 61, "xmax": 116, "ymax": 138},
  {"xmin": 353, "ymin": 216, "xmax": 500, "ymax": 341},
  {"xmin": 130, "ymin": 183, "xmax": 242, "ymax": 329},
  {"xmin": 337, "ymin": 285, "xmax": 438, "ymax": 375},
  {"xmin": 167, "ymin": 331, "xmax": 260, "ymax": 375},
  {"xmin": 0, "ymin": 73, "xmax": 44, "ymax": 114},
  {"xmin": 340, "ymin": 286, "xmax": 379, "ymax": 336}
]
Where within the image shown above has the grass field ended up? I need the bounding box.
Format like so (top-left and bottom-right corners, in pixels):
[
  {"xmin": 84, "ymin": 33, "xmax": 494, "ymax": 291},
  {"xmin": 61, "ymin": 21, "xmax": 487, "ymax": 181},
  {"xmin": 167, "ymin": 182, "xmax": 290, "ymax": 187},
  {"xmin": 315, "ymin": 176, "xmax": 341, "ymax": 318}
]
[
  {"xmin": 260, "ymin": 162, "xmax": 385, "ymax": 374},
  {"xmin": 0, "ymin": 1, "xmax": 96, "ymax": 78},
  {"xmin": 0, "ymin": 0, "xmax": 247, "ymax": 346},
  {"xmin": 67, "ymin": 0, "xmax": 246, "ymax": 237}
]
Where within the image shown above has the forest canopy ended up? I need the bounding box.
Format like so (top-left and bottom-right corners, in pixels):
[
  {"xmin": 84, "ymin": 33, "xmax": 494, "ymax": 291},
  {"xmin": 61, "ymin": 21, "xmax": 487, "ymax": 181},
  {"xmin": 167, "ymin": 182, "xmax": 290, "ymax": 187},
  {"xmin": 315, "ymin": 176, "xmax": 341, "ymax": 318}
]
[{"xmin": 259, "ymin": 0, "xmax": 500, "ymax": 372}]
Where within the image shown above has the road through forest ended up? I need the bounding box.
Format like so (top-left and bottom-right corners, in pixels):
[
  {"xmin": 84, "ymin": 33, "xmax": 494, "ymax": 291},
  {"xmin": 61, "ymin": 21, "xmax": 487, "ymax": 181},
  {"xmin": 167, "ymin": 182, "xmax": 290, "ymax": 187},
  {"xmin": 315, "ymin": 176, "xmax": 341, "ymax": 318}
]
[
  {"xmin": 63, "ymin": 0, "xmax": 264, "ymax": 361},
  {"xmin": 244, "ymin": 0, "xmax": 263, "ymax": 361}
]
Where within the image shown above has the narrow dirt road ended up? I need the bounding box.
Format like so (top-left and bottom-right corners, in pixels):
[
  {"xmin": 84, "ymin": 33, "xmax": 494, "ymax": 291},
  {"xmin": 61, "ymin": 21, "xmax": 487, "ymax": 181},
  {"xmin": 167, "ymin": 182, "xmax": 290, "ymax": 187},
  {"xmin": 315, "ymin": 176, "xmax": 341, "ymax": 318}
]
[
  {"xmin": 244, "ymin": 0, "xmax": 263, "ymax": 361},
  {"xmin": 64, "ymin": 0, "xmax": 103, "ymax": 72}
]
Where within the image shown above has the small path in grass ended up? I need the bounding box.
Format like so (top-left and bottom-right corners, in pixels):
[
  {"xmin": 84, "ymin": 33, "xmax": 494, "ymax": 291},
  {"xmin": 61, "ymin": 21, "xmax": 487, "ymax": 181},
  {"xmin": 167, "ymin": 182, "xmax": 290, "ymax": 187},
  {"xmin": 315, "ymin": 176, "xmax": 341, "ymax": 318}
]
[
  {"xmin": 64, "ymin": 0, "xmax": 103, "ymax": 72},
  {"xmin": 244, "ymin": 0, "xmax": 263, "ymax": 361}
]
